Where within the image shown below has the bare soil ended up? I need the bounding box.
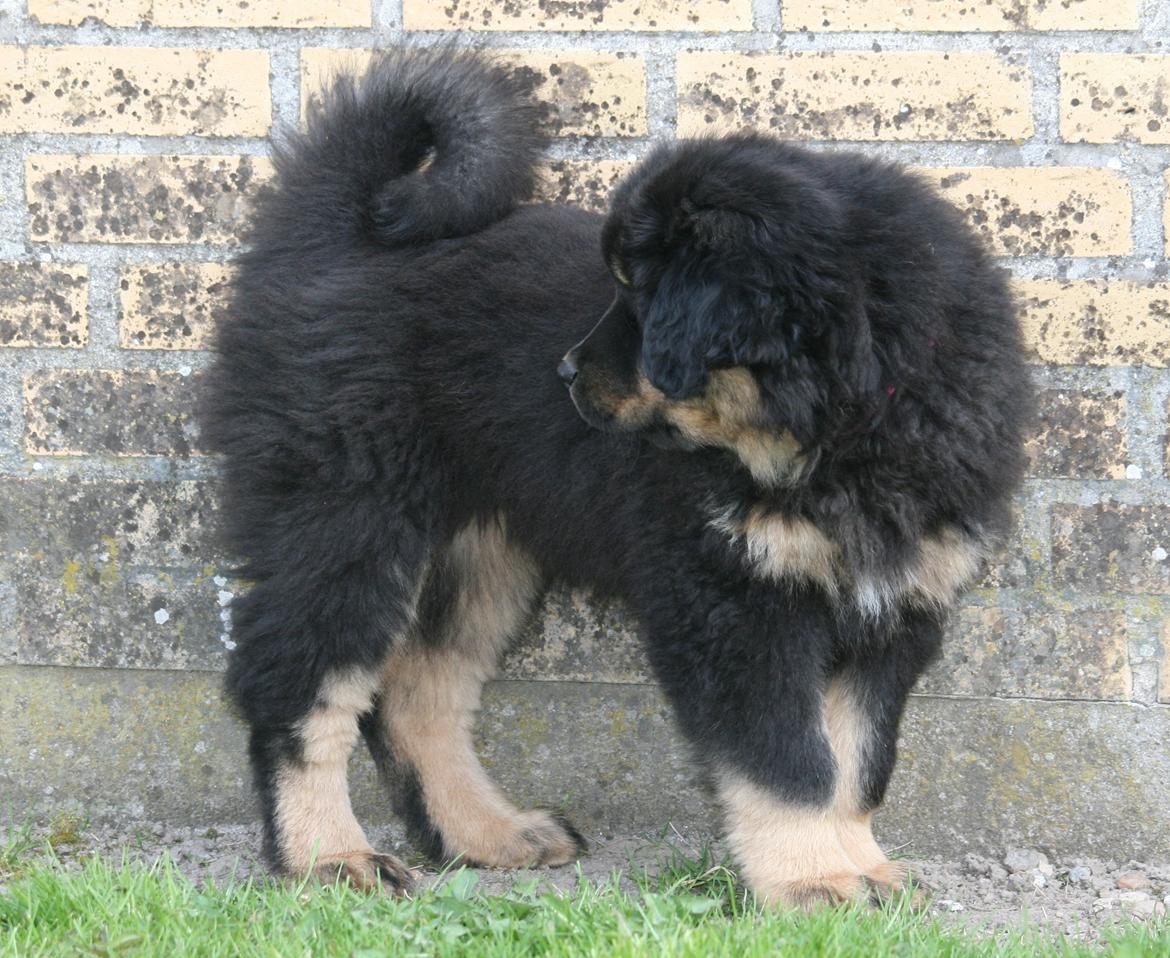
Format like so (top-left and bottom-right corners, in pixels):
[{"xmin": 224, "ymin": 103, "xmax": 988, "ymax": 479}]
[{"xmin": 13, "ymin": 822, "xmax": 1169, "ymax": 943}]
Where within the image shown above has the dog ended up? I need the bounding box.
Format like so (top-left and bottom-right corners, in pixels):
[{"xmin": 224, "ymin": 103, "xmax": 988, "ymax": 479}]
[{"xmin": 200, "ymin": 48, "xmax": 1031, "ymax": 908}]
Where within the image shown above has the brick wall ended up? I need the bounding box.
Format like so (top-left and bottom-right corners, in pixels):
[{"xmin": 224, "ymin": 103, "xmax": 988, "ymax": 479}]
[{"xmin": 2, "ymin": 1, "xmax": 1169, "ymax": 856}]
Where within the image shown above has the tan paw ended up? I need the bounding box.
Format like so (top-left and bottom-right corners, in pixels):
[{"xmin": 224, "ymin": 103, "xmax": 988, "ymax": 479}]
[
  {"xmin": 455, "ymin": 810, "xmax": 585, "ymax": 869},
  {"xmin": 763, "ymin": 872, "xmax": 870, "ymax": 911},
  {"xmin": 863, "ymin": 860, "xmax": 929, "ymax": 909},
  {"xmin": 310, "ymin": 850, "xmax": 418, "ymax": 895}
]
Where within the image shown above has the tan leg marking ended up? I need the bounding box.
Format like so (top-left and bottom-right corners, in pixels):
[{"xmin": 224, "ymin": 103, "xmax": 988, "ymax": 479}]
[
  {"xmin": 823, "ymin": 679, "xmax": 911, "ymax": 899},
  {"xmin": 274, "ymin": 670, "xmax": 413, "ymax": 891},
  {"xmin": 381, "ymin": 520, "xmax": 581, "ymax": 868},
  {"xmin": 717, "ymin": 769, "xmax": 866, "ymax": 910}
]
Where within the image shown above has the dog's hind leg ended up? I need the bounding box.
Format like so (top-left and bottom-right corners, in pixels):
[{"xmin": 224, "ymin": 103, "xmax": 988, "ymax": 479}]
[
  {"xmin": 826, "ymin": 609, "xmax": 944, "ymax": 902},
  {"xmin": 225, "ymin": 491, "xmax": 429, "ymax": 893},
  {"xmin": 362, "ymin": 516, "xmax": 586, "ymax": 869}
]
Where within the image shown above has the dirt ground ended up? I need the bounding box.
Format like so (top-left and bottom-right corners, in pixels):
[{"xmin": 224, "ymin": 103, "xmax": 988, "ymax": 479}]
[{"xmin": 9, "ymin": 821, "xmax": 1169, "ymax": 943}]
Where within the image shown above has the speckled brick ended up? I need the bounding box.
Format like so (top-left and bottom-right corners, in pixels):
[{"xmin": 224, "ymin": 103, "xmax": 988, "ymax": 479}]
[
  {"xmin": 676, "ymin": 52, "xmax": 1033, "ymax": 141},
  {"xmin": 536, "ymin": 159, "xmax": 632, "ymax": 212},
  {"xmin": 504, "ymin": 588, "xmax": 649, "ymax": 683},
  {"xmin": 119, "ymin": 262, "xmax": 231, "ymax": 350},
  {"xmin": 13, "ymin": 556, "xmax": 226, "ymax": 670},
  {"xmin": 785, "ymin": 0, "xmax": 1139, "ymax": 31},
  {"xmin": 1027, "ymin": 389, "xmax": 1126, "ymax": 479},
  {"xmin": 301, "ymin": 48, "xmax": 646, "ymax": 138},
  {"xmin": 1052, "ymin": 504, "xmax": 1170, "ymax": 594},
  {"xmin": 1016, "ymin": 280, "xmax": 1170, "ymax": 365},
  {"xmin": 403, "ymin": 0, "xmax": 752, "ymax": 31},
  {"xmin": 26, "ymin": 155, "xmax": 272, "ymax": 244},
  {"xmin": 0, "ymin": 479, "xmax": 216, "ymax": 566},
  {"xmin": 922, "ymin": 605, "xmax": 1131, "ymax": 700},
  {"xmin": 978, "ymin": 517, "xmax": 1040, "ymax": 591},
  {"xmin": 23, "ymin": 370, "xmax": 201, "ymax": 456},
  {"xmin": 927, "ymin": 168, "xmax": 1131, "ymax": 256},
  {"xmin": 27, "ymin": 0, "xmax": 148, "ymax": 27},
  {"xmin": 1061, "ymin": 54, "xmax": 1170, "ymax": 145},
  {"xmin": 30, "ymin": 0, "xmax": 369, "ymax": 26},
  {"xmin": 0, "ymin": 46, "xmax": 270, "ymax": 136},
  {"xmin": 0, "ymin": 262, "xmax": 88, "ymax": 348}
]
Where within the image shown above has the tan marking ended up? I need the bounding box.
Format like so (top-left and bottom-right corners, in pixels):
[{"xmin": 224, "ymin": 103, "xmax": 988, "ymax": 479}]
[
  {"xmin": 720, "ymin": 506, "xmax": 981, "ymax": 614},
  {"xmin": 597, "ymin": 367, "xmax": 804, "ymax": 485},
  {"xmin": 604, "ymin": 370, "xmax": 660, "ymax": 427},
  {"xmin": 381, "ymin": 520, "xmax": 579, "ymax": 868},
  {"xmin": 735, "ymin": 506, "xmax": 841, "ymax": 597},
  {"xmin": 903, "ymin": 527, "xmax": 985, "ymax": 608},
  {"xmin": 663, "ymin": 369, "xmax": 805, "ymax": 486},
  {"xmin": 822, "ymin": 680, "xmax": 900, "ymax": 884},
  {"xmin": 274, "ymin": 669, "xmax": 380, "ymax": 874},
  {"xmin": 717, "ymin": 769, "xmax": 865, "ymax": 908}
]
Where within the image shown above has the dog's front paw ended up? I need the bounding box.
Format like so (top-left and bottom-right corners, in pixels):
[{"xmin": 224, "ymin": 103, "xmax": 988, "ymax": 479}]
[
  {"xmin": 861, "ymin": 860, "xmax": 929, "ymax": 909},
  {"xmin": 757, "ymin": 871, "xmax": 870, "ymax": 911},
  {"xmin": 310, "ymin": 850, "xmax": 418, "ymax": 895},
  {"xmin": 453, "ymin": 809, "xmax": 586, "ymax": 869}
]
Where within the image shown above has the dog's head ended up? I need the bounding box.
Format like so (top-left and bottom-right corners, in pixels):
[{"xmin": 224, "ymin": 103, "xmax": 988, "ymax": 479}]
[{"xmin": 560, "ymin": 135, "xmax": 880, "ymax": 486}]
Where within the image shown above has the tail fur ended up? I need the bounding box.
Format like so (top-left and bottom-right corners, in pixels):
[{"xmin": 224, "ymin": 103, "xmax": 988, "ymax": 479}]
[{"xmin": 248, "ymin": 46, "xmax": 546, "ymax": 256}]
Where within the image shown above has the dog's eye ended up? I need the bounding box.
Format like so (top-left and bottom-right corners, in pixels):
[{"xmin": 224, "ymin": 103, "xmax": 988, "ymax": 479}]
[{"xmin": 610, "ymin": 258, "xmax": 632, "ymax": 288}]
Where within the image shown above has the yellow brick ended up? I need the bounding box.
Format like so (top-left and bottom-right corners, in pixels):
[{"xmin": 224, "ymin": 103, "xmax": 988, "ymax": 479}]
[
  {"xmin": 0, "ymin": 263, "xmax": 88, "ymax": 347},
  {"xmin": 119, "ymin": 263, "xmax": 231, "ymax": 350},
  {"xmin": 1015, "ymin": 279, "xmax": 1170, "ymax": 366},
  {"xmin": 0, "ymin": 46, "xmax": 270, "ymax": 137},
  {"xmin": 301, "ymin": 49, "xmax": 646, "ymax": 137},
  {"xmin": 785, "ymin": 0, "xmax": 1138, "ymax": 31},
  {"xmin": 537, "ymin": 159, "xmax": 633, "ymax": 212},
  {"xmin": 677, "ymin": 52, "xmax": 1032, "ymax": 141},
  {"xmin": 27, "ymin": 0, "xmax": 149, "ymax": 26},
  {"xmin": 1061, "ymin": 54, "xmax": 1170, "ymax": 145},
  {"xmin": 29, "ymin": 0, "xmax": 369, "ymax": 26},
  {"xmin": 27, "ymin": 155, "xmax": 273, "ymax": 245},
  {"xmin": 152, "ymin": 0, "xmax": 368, "ymax": 27},
  {"xmin": 925, "ymin": 167, "xmax": 1131, "ymax": 256},
  {"xmin": 1030, "ymin": 0, "xmax": 1140, "ymax": 29},
  {"xmin": 404, "ymin": 0, "xmax": 752, "ymax": 31}
]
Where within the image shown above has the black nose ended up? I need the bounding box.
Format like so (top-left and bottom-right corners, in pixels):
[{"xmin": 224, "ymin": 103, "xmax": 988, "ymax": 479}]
[{"xmin": 557, "ymin": 355, "xmax": 578, "ymax": 386}]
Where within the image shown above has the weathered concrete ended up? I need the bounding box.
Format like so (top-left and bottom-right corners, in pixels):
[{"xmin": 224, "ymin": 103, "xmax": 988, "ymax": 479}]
[{"xmin": 3, "ymin": 664, "xmax": 1168, "ymax": 860}]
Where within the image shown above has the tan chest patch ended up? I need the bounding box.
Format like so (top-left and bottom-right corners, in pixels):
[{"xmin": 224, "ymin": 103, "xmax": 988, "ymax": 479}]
[{"xmin": 716, "ymin": 506, "xmax": 984, "ymax": 615}]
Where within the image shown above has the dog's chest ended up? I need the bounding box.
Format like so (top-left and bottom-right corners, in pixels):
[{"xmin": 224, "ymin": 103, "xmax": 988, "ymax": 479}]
[{"xmin": 711, "ymin": 505, "xmax": 984, "ymax": 617}]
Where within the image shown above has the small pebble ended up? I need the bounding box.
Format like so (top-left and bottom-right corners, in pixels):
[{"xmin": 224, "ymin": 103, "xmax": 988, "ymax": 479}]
[
  {"xmin": 1067, "ymin": 866, "xmax": 1092, "ymax": 883},
  {"xmin": 937, "ymin": 899, "xmax": 965, "ymax": 912},
  {"xmin": 1004, "ymin": 848, "xmax": 1052, "ymax": 875},
  {"xmin": 1116, "ymin": 871, "xmax": 1151, "ymax": 891}
]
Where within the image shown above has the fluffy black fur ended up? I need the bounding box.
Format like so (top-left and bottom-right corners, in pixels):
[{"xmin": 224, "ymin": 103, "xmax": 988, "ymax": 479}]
[{"xmin": 201, "ymin": 48, "xmax": 1031, "ymax": 898}]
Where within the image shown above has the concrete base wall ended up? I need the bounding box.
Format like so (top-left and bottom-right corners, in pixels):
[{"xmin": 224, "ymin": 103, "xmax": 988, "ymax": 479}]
[{"xmin": 6, "ymin": 664, "xmax": 1167, "ymax": 860}]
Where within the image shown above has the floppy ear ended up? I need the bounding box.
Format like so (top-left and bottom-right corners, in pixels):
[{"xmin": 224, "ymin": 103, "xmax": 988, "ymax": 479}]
[{"xmin": 641, "ymin": 261, "xmax": 720, "ymax": 399}]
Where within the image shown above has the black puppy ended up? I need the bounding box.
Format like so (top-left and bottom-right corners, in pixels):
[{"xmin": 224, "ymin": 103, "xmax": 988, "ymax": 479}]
[{"xmin": 202, "ymin": 48, "xmax": 1031, "ymax": 907}]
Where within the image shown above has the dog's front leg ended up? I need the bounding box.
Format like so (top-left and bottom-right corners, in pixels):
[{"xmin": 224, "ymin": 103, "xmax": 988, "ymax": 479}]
[{"xmin": 638, "ymin": 583, "xmax": 866, "ymax": 909}]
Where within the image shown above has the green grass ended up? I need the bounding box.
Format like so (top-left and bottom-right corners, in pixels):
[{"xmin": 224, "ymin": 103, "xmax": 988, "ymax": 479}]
[{"xmin": 0, "ymin": 838, "xmax": 1166, "ymax": 958}]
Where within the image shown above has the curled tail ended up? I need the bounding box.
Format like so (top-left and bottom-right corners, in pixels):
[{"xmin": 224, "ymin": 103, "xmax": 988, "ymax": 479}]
[{"xmin": 250, "ymin": 46, "xmax": 546, "ymax": 255}]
